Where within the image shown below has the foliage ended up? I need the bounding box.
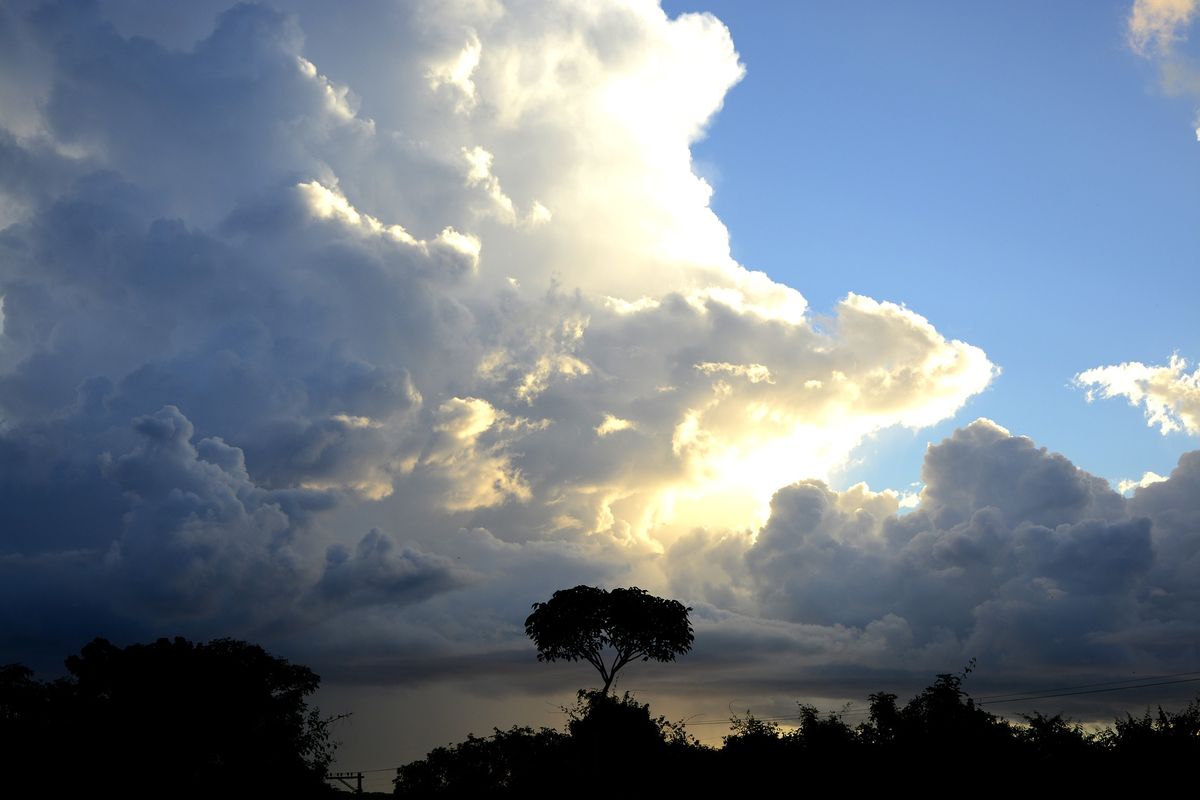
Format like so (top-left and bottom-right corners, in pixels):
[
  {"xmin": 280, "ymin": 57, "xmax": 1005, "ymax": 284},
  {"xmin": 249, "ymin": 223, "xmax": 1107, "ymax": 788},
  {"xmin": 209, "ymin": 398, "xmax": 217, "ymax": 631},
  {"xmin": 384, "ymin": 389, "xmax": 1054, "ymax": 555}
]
[
  {"xmin": 724, "ymin": 710, "xmax": 782, "ymax": 747},
  {"xmin": 393, "ymin": 725, "xmax": 568, "ymax": 797},
  {"xmin": 391, "ymin": 663, "xmax": 1200, "ymax": 795},
  {"xmin": 524, "ymin": 585, "xmax": 693, "ymax": 693},
  {"xmin": 856, "ymin": 664, "xmax": 1019, "ymax": 770},
  {"xmin": 393, "ymin": 691, "xmax": 703, "ymax": 797},
  {"xmin": 566, "ymin": 688, "xmax": 692, "ymax": 750},
  {"xmin": 720, "ymin": 710, "xmax": 789, "ymax": 779},
  {"xmin": 1099, "ymin": 699, "xmax": 1200, "ymax": 763},
  {"xmin": 0, "ymin": 637, "xmax": 339, "ymax": 796},
  {"xmin": 1018, "ymin": 711, "xmax": 1097, "ymax": 766},
  {"xmin": 858, "ymin": 690, "xmax": 901, "ymax": 747},
  {"xmin": 792, "ymin": 703, "xmax": 858, "ymax": 755}
]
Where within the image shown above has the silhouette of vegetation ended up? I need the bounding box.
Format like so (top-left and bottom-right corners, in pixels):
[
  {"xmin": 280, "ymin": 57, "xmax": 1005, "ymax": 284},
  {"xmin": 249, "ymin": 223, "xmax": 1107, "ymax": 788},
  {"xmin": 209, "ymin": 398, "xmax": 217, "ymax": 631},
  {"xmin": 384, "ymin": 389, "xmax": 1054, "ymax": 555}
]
[
  {"xmin": 393, "ymin": 724, "xmax": 568, "ymax": 797},
  {"xmin": 393, "ymin": 662, "xmax": 1200, "ymax": 795},
  {"xmin": 524, "ymin": 585, "xmax": 693, "ymax": 694},
  {"xmin": 856, "ymin": 663, "xmax": 1022, "ymax": 770},
  {"xmin": 393, "ymin": 689, "xmax": 708, "ymax": 797},
  {"xmin": 0, "ymin": 637, "xmax": 338, "ymax": 796},
  {"xmin": 10, "ymin": 634, "xmax": 1200, "ymax": 796},
  {"xmin": 1100, "ymin": 698, "xmax": 1200, "ymax": 765},
  {"xmin": 1018, "ymin": 711, "xmax": 1099, "ymax": 769}
]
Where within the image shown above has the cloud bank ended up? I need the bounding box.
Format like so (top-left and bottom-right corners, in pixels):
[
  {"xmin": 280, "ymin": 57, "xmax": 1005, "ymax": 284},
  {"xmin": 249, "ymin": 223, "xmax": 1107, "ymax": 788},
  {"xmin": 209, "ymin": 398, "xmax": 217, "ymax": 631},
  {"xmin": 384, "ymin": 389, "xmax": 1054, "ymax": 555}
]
[{"xmin": 719, "ymin": 419, "xmax": 1200, "ymax": 675}]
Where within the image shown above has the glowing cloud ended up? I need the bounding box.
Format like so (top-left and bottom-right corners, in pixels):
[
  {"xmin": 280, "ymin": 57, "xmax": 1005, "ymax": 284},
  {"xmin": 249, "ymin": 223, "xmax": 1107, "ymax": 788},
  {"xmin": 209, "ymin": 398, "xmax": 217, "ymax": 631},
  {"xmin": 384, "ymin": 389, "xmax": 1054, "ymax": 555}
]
[
  {"xmin": 1077, "ymin": 354, "xmax": 1200, "ymax": 435},
  {"xmin": 0, "ymin": 0, "xmax": 994, "ymax": 670}
]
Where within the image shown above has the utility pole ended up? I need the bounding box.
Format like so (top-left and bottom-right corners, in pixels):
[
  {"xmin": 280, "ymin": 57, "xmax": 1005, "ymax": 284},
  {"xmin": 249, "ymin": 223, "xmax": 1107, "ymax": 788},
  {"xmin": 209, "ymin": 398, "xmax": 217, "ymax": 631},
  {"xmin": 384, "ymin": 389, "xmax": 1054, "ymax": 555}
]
[{"xmin": 325, "ymin": 771, "xmax": 364, "ymax": 794}]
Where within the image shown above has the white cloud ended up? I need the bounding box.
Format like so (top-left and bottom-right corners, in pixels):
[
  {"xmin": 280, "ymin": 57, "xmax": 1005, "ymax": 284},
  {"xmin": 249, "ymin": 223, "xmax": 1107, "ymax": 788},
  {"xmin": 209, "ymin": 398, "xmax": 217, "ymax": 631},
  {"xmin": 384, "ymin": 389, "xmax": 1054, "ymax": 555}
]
[
  {"xmin": 1076, "ymin": 354, "xmax": 1200, "ymax": 435},
  {"xmin": 427, "ymin": 32, "xmax": 483, "ymax": 111},
  {"xmin": 595, "ymin": 414, "xmax": 635, "ymax": 436},
  {"xmin": 461, "ymin": 145, "xmax": 551, "ymax": 227},
  {"xmin": 1117, "ymin": 470, "xmax": 1169, "ymax": 494}
]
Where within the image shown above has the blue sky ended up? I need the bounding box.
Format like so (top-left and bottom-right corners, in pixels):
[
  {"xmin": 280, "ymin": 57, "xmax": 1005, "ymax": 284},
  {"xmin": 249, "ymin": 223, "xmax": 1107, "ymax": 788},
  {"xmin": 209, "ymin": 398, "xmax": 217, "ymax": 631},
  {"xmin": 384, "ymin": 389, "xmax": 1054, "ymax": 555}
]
[{"xmin": 667, "ymin": 0, "xmax": 1200, "ymax": 492}]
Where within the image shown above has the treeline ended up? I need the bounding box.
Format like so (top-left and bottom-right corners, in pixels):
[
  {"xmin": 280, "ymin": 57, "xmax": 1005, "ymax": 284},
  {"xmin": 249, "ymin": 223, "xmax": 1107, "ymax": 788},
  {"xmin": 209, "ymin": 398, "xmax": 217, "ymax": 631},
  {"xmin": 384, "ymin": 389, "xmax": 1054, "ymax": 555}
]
[
  {"xmin": 0, "ymin": 637, "xmax": 339, "ymax": 797},
  {"xmin": 394, "ymin": 673, "xmax": 1200, "ymax": 795},
  {"xmin": 7, "ymin": 637, "xmax": 1200, "ymax": 796}
]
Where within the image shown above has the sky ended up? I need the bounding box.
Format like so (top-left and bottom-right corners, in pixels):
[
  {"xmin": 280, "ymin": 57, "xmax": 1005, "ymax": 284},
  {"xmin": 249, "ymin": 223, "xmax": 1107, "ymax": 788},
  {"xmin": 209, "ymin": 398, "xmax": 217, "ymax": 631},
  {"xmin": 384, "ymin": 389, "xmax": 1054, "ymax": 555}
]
[{"xmin": 2, "ymin": 0, "xmax": 1200, "ymax": 781}]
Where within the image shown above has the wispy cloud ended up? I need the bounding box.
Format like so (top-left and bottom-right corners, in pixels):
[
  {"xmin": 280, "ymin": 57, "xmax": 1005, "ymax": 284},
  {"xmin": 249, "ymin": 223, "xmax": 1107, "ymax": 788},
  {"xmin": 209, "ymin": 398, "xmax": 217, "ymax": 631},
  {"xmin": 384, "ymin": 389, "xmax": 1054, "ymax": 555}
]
[
  {"xmin": 1127, "ymin": 0, "xmax": 1200, "ymax": 136},
  {"xmin": 1129, "ymin": 0, "xmax": 1198, "ymax": 56}
]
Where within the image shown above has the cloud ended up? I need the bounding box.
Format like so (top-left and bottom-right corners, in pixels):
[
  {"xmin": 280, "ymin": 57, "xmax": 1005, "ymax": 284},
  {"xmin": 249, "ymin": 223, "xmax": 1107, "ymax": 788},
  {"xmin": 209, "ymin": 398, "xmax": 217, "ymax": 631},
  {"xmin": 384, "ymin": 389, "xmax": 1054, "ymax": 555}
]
[
  {"xmin": 1117, "ymin": 470, "xmax": 1169, "ymax": 494},
  {"xmin": 1125, "ymin": 0, "xmax": 1200, "ymax": 136},
  {"xmin": 0, "ymin": 0, "xmax": 997, "ymax": 677},
  {"xmin": 312, "ymin": 528, "xmax": 471, "ymax": 611},
  {"xmin": 678, "ymin": 419, "xmax": 1200, "ymax": 678},
  {"xmin": 1129, "ymin": 0, "xmax": 1197, "ymax": 56},
  {"xmin": 1076, "ymin": 354, "xmax": 1200, "ymax": 435}
]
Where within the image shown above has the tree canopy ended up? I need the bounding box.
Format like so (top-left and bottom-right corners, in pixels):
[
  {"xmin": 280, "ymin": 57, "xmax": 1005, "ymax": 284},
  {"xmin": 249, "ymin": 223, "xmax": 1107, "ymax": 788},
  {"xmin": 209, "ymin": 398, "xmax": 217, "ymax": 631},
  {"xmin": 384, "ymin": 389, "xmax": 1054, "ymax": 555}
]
[
  {"xmin": 524, "ymin": 585, "xmax": 693, "ymax": 694},
  {"xmin": 0, "ymin": 637, "xmax": 338, "ymax": 796}
]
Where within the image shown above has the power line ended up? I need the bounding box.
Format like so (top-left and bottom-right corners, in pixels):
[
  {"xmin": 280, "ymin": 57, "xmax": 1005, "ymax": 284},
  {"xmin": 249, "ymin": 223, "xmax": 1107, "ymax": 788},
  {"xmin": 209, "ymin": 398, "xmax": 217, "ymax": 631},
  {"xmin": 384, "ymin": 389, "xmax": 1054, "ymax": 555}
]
[
  {"xmin": 974, "ymin": 670, "xmax": 1200, "ymax": 702},
  {"xmin": 977, "ymin": 676, "xmax": 1200, "ymax": 706}
]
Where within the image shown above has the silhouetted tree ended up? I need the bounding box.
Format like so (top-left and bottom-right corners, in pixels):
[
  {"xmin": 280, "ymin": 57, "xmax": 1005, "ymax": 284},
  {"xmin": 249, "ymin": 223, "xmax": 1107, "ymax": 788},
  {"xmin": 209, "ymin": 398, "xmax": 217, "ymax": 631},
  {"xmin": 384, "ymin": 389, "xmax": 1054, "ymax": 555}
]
[
  {"xmin": 524, "ymin": 585, "xmax": 693, "ymax": 694},
  {"xmin": 858, "ymin": 690, "xmax": 901, "ymax": 748},
  {"xmin": 792, "ymin": 703, "xmax": 858, "ymax": 757},
  {"xmin": 1, "ymin": 637, "xmax": 339, "ymax": 796}
]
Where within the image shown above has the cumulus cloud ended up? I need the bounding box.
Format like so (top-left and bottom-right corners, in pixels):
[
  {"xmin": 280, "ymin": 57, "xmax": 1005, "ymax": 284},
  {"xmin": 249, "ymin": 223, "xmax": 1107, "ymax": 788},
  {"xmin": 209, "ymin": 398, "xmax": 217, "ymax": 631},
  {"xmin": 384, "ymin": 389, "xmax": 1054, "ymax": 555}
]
[
  {"xmin": 670, "ymin": 419, "xmax": 1200, "ymax": 681},
  {"xmin": 1076, "ymin": 354, "xmax": 1200, "ymax": 435},
  {"xmin": 0, "ymin": 0, "xmax": 1000, "ymax": 680}
]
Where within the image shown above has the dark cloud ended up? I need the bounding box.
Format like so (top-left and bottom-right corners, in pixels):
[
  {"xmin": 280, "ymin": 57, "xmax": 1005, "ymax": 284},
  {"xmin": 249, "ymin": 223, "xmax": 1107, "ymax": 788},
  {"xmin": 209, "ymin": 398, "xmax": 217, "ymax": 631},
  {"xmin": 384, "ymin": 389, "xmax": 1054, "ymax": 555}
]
[
  {"xmin": 313, "ymin": 528, "xmax": 470, "ymax": 610},
  {"xmin": 735, "ymin": 420, "xmax": 1195, "ymax": 674}
]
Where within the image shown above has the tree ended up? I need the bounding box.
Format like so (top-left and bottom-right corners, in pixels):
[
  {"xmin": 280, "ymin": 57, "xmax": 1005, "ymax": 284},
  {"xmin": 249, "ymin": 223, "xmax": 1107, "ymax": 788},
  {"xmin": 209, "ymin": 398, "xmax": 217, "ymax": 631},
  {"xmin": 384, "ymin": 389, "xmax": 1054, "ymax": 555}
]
[
  {"xmin": 1, "ymin": 637, "xmax": 340, "ymax": 795},
  {"xmin": 524, "ymin": 585, "xmax": 693, "ymax": 694}
]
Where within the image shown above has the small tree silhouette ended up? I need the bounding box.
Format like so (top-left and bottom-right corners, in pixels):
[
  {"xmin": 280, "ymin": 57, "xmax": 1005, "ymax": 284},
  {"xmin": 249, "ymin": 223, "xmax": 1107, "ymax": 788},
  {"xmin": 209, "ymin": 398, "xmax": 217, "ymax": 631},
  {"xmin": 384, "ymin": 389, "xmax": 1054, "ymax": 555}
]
[{"xmin": 524, "ymin": 585, "xmax": 693, "ymax": 694}]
